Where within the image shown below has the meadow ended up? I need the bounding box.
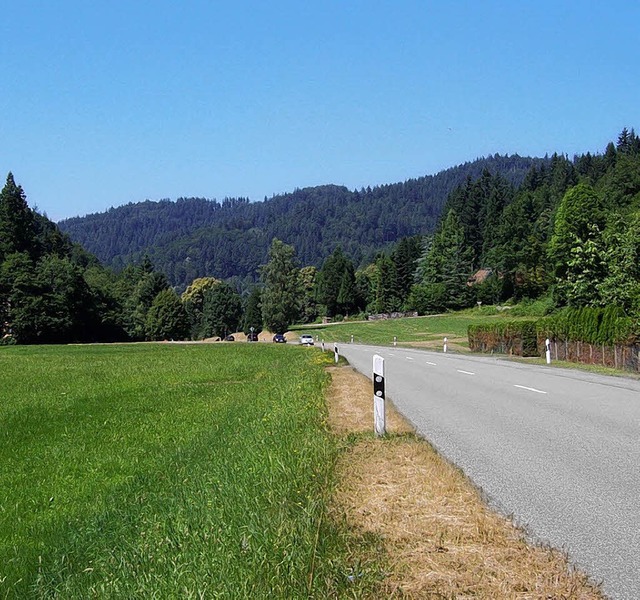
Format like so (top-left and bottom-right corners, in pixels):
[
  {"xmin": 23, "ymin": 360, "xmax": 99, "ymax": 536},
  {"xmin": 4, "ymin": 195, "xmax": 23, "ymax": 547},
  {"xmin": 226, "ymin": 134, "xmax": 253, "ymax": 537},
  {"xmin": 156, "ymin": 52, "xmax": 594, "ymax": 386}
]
[
  {"xmin": 0, "ymin": 343, "xmax": 377, "ymax": 598},
  {"xmin": 292, "ymin": 308, "xmax": 527, "ymax": 350}
]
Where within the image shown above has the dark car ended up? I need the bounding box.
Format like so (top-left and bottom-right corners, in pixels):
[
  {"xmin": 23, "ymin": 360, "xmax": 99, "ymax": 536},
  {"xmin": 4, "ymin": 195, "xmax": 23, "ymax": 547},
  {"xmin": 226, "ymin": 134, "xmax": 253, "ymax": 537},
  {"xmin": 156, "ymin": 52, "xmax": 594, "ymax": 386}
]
[
  {"xmin": 224, "ymin": 335, "xmax": 235, "ymax": 342},
  {"xmin": 247, "ymin": 332, "xmax": 259, "ymax": 342},
  {"xmin": 273, "ymin": 333, "xmax": 286, "ymax": 343}
]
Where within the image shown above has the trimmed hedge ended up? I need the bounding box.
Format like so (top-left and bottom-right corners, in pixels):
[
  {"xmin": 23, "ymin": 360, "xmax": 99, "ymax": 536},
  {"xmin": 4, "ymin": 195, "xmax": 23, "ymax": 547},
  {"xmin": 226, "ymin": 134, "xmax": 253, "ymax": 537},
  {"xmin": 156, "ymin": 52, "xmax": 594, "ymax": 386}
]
[
  {"xmin": 468, "ymin": 307, "xmax": 640, "ymax": 371},
  {"xmin": 536, "ymin": 306, "xmax": 637, "ymax": 346},
  {"xmin": 468, "ymin": 320, "xmax": 538, "ymax": 357}
]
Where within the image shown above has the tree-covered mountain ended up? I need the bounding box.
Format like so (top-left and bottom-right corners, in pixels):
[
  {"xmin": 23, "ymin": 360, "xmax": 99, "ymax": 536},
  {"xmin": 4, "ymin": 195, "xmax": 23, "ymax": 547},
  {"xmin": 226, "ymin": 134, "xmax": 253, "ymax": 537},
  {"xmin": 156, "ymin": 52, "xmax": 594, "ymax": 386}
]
[{"xmin": 58, "ymin": 154, "xmax": 545, "ymax": 289}]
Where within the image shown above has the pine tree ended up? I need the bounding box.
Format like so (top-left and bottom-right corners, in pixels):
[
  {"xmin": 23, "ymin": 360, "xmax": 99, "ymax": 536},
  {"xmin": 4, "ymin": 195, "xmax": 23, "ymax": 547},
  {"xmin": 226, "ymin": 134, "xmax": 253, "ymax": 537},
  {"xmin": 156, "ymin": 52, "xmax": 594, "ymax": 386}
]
[
  {"xmin": 391, "ymin": 236, "xmax": 422, "ymax": 307},
  {"xmin": 260, "ymin": 239, "xmax": 300, "ymax": 334},
  {"xmin": 409, "ymin": 209, "xmax": 473, "ymax": 313},
  {"xmin": 242, "ymin": 287, "xmax": 263, "ymax": 334},
  {"xmin": 0, "ymin": 172, "xmax": 36, "ymax": 260}
]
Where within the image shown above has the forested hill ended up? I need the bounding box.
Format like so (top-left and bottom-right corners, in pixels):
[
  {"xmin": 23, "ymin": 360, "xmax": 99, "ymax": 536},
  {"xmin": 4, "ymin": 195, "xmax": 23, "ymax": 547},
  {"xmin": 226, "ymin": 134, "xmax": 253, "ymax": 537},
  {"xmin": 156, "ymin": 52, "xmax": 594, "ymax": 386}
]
[{"xmin": 59, "ymin": 154, "xmax": 545, "ymax": 289}]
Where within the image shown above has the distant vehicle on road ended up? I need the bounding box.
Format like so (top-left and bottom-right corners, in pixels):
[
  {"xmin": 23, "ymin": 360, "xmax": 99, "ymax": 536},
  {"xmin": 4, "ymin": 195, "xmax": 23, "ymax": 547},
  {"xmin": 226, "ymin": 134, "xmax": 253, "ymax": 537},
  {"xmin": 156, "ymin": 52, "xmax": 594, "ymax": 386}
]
[
  {"xmin": 247, "ymin": 332, "xmax": 259, "ymax": 342},
  {"xmin": 273, "ymin": 334, "xmax": 286, "ymax": 343},
  {"xmin": 223, "ymin": 335, "xmax": 235, "ymax": 342},
  {"xmin": 299, "ymin": 334, "xmax": 314, "ymax": 346}
]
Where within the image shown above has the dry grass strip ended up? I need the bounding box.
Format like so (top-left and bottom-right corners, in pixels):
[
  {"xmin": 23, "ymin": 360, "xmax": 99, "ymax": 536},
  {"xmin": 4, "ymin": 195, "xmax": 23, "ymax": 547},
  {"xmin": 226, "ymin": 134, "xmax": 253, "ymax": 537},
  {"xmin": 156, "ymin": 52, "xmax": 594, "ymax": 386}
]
[{"xmin": 326, "ymin": 366, "xmax": 605, "ymax": 599}]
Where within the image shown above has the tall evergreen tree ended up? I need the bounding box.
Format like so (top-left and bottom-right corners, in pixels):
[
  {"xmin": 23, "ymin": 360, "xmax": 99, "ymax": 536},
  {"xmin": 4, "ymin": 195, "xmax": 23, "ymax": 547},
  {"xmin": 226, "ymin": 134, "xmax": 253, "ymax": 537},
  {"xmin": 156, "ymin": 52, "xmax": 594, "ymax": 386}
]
[
  {"xmin": 391, "ymin": 236, "xmax": 422, "ymax": 307},
  {"xmin": 0, "ymin": 173, "xmax": 36, "ymax": 260},
  {"xmin": 316, "ymin": 247, "xmax": 355, "ymax": 317},
  {"xmin": 298, "ymin": 266, "xmax": 318, "ymax": 323},
  {"xmin": 373, "ymin": 254, "xmax": 400, "ymax": 314},
  {"xmin": 242, "ymin": 287, "xmax": 263, "ymax": 334},
  {"xmin": 409, "ymin": 209, "xmax": 474, "ymax": 313},
  {"xmin": 260, "ymin": 239, "xmax": 300, "ymax": 334}
]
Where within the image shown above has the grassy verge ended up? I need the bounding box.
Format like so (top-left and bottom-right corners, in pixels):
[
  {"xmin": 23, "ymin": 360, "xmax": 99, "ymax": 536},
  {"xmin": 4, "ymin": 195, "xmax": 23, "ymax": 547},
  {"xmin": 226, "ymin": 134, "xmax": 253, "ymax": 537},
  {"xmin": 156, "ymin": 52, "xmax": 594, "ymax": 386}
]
[
  {"xmin": 0, "ymin": 343, "xmax": 380, "ymax": 598},
  {"xmin": 326, "ymin": 366, "xmax": 605, "ymax": 598},
  {"xmin": 291, "ymin": 310, "xmax": 529, "ymax": 351}
]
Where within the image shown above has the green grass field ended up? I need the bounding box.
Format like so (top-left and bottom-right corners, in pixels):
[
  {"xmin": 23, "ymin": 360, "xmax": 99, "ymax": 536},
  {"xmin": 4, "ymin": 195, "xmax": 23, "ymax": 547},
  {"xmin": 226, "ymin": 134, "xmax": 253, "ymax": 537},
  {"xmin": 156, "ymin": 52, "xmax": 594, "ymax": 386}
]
[
  {"xmin": 0, "ymin": 343, "xmax": 378, "ymax": 598},
  {"xmin": 292, "ymin": 309, "xmax": 526, "ymax": 349}
]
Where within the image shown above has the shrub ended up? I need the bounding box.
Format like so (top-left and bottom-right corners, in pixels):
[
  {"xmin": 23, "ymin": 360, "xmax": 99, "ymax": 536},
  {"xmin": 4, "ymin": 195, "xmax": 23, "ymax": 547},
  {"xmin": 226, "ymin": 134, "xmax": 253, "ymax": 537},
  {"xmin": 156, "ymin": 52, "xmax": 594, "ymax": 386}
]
[
  {"xmin": 537, "ymin": 306, "xmax": 637, "ymax": 346},
  {"xmin": 468, "ymin": 320, "xmax": 538, "ymax": 356}
]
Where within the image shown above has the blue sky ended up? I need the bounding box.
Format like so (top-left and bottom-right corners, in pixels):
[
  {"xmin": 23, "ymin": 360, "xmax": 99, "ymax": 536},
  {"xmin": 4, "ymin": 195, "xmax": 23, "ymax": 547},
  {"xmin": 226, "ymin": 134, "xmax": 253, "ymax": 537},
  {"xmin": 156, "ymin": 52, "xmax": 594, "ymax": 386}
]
[{"xmin": 2, "ymin": 1, "xmax": 638, "ymax": 221}]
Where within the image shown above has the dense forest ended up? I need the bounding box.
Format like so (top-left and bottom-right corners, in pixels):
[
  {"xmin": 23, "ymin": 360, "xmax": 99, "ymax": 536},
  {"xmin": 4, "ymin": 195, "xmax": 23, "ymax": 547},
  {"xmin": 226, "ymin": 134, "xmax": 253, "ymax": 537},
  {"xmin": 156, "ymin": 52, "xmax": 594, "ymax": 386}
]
[
  {"xmin": 406, "ymin": 129, "xmax": 640, "ymax": 318},
  {"xmin": 3, "ymin": 129, "xmax": 639, "ymax": 346},
  {"xmin": 59, "ymin": 154, "xmax": 545, "ymax": 289}
]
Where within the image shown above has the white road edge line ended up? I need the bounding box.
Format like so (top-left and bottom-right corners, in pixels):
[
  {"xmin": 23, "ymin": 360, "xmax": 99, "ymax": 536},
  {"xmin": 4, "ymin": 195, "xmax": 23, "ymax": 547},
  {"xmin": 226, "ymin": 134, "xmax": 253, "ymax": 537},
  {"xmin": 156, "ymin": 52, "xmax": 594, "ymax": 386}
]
[
  {"xmin": 514, "ymin": 384, "xmax": 547, "ymax": 394},
  {"xmin": 457, "ymin": 369, "xmax": 475, "ymax": 375}
]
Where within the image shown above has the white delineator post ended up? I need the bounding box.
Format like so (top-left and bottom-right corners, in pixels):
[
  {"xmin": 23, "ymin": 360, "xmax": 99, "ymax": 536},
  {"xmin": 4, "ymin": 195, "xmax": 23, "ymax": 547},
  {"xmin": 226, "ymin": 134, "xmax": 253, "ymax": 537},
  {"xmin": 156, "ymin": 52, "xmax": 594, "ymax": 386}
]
[
  {"xmin": 350, "ymin": 334, "xmax": 354, "ymax": 344},
  {"xmin": 393, "ymin": 336, "xmax": 397, "ymax": 347},
  {"xmin": 334, "ymin": 343, "xmax": 339, "ymax": 364},
  {"xmin": 545, "ymin": 338, "xmax": 552, "ymax": 365},
  {"xmin": 443, "ymin": 337, "xmax": 448, "ymax": 353},
  {"xmin": 373, "ymin": 354, "xmax": 386, "ymax": 436}
]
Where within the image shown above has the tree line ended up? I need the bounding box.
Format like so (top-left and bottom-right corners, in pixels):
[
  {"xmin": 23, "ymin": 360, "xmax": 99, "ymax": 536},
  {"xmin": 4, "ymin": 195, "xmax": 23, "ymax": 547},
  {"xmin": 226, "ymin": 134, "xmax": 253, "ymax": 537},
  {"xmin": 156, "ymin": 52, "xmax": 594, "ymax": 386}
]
[
  {"xmin": 3, "ymin": 129, "xmax": 638, "ymax": 344},
  {"xmin": 58, "ymin": 154, "xmax": 544, "ymax": 290}
]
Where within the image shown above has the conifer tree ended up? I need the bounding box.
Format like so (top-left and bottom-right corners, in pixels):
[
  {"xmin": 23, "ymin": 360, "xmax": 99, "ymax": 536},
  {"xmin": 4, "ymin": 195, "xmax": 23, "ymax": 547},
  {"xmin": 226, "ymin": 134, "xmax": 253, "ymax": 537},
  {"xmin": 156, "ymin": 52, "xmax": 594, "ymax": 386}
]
[
  {"xmin": 243, "ymin": 287, "xmax": 263, "ymax": 334},
  {"xmin": 0, "ymin": 172, "xmax": 36, "ymax": 259},
  {"xmin": 260, "ymin": 239, "xmax": 300, "ymax": 334}
]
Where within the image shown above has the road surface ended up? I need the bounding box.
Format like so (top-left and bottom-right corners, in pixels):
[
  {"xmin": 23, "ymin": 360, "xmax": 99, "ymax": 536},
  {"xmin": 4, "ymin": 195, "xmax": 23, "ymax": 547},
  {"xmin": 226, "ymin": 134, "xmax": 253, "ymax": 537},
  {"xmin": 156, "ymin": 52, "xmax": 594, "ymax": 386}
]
[{"xmin": 337, "ymin": 343, "xmax": 640, "ymax": 600}]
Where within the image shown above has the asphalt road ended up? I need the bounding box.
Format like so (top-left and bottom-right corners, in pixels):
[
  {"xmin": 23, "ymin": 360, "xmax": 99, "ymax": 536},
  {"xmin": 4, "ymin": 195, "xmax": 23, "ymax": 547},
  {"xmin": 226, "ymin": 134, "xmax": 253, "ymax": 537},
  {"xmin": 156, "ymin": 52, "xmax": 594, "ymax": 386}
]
[{"xmin": 337, "ymin": 343, "xmax": 640, "ymax": 600}]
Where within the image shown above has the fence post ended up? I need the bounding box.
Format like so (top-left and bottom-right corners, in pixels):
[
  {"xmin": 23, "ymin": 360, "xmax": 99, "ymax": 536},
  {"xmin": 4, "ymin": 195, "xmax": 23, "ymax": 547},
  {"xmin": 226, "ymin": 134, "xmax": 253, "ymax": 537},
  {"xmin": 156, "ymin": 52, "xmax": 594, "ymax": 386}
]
[
  {"xmin": 373, "ymin": 355, "xmax": 386, "ymax": 436},
  {"xmin": 545, "ymin": 338, "xmax": 551, "ymax": 365}
]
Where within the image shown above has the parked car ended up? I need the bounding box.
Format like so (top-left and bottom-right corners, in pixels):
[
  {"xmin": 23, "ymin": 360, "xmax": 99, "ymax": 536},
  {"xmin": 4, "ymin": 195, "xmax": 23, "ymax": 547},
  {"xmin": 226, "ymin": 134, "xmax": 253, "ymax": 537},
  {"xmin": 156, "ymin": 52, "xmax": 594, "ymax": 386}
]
[
  {"xmin": 224, "ymin": 335, "xmax": 235, "ymax": 342},
  {"xmin": 273, "ymin": 333, "xmax": 286, "ymax": 343},
  {"xmin": 299, "ymin": 334, "xmax": 314, "ymax": 346},
  {"xmin": 247, "ymin": 332, "xmax": 259, "ymax": 342}
]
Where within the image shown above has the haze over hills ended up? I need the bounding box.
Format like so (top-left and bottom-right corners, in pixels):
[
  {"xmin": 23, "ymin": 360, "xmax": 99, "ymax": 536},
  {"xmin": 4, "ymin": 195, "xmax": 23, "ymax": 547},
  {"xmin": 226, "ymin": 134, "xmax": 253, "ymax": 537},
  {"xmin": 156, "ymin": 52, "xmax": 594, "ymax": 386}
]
[{"xmin": 58, "ymin": 154, "xmax": 546, "ymax": 289}]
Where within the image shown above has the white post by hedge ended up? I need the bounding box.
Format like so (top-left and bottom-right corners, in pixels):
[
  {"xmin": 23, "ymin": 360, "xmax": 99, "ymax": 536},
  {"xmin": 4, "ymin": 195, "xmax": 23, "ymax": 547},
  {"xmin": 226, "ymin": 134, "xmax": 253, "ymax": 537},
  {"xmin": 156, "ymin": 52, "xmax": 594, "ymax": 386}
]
[
  {"xmin": 334, "ymin": 343, "xmax": 339, "ymax": 364},
  {"xmin": 373, "ymin": 355, "xmax": 386, "ymax": 436},
  {"xmin": 443, "ymin": 337, "xmax": 448, "ymax": 353},
  {"xmin": 545, "ymin": 338, "xmax": 551, "ymax": 364}
]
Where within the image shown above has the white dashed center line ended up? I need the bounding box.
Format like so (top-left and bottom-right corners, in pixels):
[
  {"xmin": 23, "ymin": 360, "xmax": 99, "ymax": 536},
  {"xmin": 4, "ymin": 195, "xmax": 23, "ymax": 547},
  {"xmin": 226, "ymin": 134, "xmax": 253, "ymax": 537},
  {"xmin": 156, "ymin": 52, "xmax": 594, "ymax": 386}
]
[
  {"xmin": 426, "ymin": 361, "xmax": 437, "ymax": 366},
  {"xmin": 457, "ymin": 370, "xmax": 475, "ymax": 375},
  {"xmin": 514, "ymin": 384, "xmax": 547, "ymax": 394}
]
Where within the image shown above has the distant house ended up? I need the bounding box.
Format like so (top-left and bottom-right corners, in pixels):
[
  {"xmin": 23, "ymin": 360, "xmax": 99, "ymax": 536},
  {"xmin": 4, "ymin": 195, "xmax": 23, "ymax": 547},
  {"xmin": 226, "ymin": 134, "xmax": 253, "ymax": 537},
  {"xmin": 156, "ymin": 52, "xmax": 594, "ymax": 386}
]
[{"xmin": 467, "ymin": 268, "xmax": 494, "ymax": 286}]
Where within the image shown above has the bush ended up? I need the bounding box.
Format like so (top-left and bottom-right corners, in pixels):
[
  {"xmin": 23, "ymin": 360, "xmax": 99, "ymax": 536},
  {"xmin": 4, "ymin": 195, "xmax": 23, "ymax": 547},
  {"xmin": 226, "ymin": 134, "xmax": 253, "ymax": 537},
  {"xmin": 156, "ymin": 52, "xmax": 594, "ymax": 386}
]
[
  {"xmin": 509, "ymin": 295, "xmax": 556, "ymax": 317},
  {"xmin": 537, "ymin": 306, "xmax": 637, "ymax": 346},
  {"xmin": 468, "ymin": 320, "xmax": 538, "ymax": 357}
]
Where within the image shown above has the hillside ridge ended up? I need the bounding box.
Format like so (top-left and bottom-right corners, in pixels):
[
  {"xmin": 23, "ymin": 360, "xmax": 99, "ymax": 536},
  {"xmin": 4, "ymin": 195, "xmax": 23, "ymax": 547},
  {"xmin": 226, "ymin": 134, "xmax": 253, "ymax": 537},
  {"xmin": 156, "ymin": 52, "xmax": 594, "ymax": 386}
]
[{"xmin": 58, "ymin": 154, "xmax": 545, "ymax": 288}]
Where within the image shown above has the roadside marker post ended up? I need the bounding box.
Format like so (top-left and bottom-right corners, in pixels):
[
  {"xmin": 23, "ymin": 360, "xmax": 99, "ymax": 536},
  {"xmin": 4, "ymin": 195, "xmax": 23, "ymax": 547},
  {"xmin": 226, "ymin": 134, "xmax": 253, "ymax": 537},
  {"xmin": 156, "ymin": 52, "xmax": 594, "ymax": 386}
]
[
  {"xmin": 350, "ymin": 334, "xmax": 354, "ymax": 344},
  {"xmin": 393, "ymin": 336, "xmax": 397, "ymax": 347},
  {"xmin": 545, "ymin": 338, "xmax": 552, "ymax": 365},
  {"xmin": 373, "ymin": 355, "xmax": 386, "ymax": 436},
  {"xmin": 334, "ymin": 343, "xmax": 339, "ymax": 364},
  {"xmin": 443, "ymin": 337, "xmax": 448, "ymax": 353}
]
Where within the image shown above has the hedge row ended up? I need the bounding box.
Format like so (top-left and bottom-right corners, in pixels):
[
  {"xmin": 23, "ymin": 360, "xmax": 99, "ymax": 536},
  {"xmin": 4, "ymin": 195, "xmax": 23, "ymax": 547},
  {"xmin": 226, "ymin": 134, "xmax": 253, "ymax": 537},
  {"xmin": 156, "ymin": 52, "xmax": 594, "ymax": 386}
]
[
  {"xmin": 468, "ymin": 320, "xmax": 538, "ymax": 357},
  {"xmin": 468, "ymin": 307, "xmax": 638, "ymax": 359},
  {"xmin": 537, "ymin": 306, "xmax": 637, "ymax": 346}
]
